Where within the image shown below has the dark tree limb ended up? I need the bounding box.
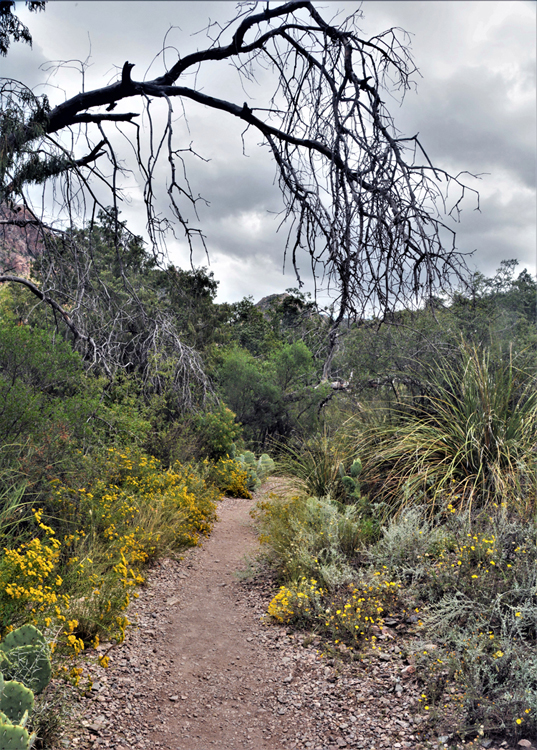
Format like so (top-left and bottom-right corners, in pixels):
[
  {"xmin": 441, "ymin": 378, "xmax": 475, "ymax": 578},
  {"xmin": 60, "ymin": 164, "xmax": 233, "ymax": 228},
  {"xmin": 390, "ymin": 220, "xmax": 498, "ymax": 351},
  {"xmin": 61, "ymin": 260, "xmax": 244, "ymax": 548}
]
[{"xmin": 0, "ymin": 273, "xmax": 103, "ymax": 366}]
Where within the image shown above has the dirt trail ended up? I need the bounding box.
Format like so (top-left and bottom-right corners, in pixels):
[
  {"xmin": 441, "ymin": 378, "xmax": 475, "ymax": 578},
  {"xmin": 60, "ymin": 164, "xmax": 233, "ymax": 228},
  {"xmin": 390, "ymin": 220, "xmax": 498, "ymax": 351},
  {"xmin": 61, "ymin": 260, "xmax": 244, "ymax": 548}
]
[
  {"xmin": 142, "ymin": 495, "xmax": 285, "ymax": 749},
  {"xmin": 71, "ymin": 487, "xmax": 517, "ymax": 750},
  {"xmin": 74, "ymin": 493, "xmax": 295, "ymax": 750}
]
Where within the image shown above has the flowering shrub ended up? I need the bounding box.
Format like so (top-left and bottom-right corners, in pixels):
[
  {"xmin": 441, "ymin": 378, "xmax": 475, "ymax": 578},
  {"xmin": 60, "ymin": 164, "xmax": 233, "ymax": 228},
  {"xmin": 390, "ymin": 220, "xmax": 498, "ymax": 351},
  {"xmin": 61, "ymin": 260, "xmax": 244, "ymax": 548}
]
[
  {"xmin": 323, "ymin": 575, "xmax": 401, "ymax": 644},
  {"xmin": 206, "ymin": 457, "xmax": 251, "ymax": 498},
  {"xmin": 369, "ymin": 508, "xmax": 537, "ymax": 738},
  {"xmin": 0, "ymin": 509, "xmax": 67, "ymax": 630},
  {"xmin": 267, "ymin": 574, "xmax": 401, "ymax": 646},
  {"xmin": 52, "ymin": 448, "xmax": 218, "ymax": 555},
  {"xmin": 268, "ymin": 577, "xmax": 324, "ymax": 624},
  {"xmin": 0, "ymin": 448, "xmax": 220, "ymax": 686}
]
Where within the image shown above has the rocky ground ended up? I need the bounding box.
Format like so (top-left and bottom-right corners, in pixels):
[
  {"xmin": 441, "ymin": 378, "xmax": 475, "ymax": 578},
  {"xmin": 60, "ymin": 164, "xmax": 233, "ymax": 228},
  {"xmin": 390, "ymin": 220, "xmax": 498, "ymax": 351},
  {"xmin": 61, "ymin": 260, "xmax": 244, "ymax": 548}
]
[{"xmin": 55, "ymin": 485, "xmax": 533, "ymax": 750}]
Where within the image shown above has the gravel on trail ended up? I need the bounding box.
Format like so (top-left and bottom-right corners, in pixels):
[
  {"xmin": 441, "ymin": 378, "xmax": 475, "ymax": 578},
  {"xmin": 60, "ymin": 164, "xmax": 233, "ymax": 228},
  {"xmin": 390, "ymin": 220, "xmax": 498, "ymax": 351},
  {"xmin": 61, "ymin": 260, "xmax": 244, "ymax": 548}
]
[{"xmin": 64, "ymin": 485, "xmax": 528, "ymax": 750}]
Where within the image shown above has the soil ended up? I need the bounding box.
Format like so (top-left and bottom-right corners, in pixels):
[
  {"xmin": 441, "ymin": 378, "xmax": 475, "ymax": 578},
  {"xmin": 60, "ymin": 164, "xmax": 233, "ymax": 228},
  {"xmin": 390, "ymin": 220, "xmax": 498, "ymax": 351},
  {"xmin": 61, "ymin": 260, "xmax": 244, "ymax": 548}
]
[{"xmin": 65, "ymin": 482, "xmax": 530, "ymax": 750}]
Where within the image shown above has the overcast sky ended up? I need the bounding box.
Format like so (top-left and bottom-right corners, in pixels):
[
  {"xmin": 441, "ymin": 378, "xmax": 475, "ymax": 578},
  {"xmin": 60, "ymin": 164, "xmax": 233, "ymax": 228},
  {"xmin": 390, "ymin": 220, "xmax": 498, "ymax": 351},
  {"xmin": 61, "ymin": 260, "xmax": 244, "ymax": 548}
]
[{"xmin": 4, "ymin": 0, "xmax": 536, "ymax": 304}]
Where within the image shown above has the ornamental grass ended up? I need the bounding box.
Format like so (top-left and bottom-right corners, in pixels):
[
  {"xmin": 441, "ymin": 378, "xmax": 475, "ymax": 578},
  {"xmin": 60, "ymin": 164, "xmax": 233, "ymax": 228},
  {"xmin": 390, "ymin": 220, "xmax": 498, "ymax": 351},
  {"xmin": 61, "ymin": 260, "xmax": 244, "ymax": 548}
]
[{"xmin": 353, "ymin": 342, "xmax": 537, "ymax": 518}]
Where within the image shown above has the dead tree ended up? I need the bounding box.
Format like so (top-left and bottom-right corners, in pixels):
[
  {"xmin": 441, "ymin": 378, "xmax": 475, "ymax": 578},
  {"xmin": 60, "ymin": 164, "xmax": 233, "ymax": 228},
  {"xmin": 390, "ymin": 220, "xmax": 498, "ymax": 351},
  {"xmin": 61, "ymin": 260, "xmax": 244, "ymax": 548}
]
[{"xmin": 0, "ymin": 1, "xmax": 478, "ymax": 379}]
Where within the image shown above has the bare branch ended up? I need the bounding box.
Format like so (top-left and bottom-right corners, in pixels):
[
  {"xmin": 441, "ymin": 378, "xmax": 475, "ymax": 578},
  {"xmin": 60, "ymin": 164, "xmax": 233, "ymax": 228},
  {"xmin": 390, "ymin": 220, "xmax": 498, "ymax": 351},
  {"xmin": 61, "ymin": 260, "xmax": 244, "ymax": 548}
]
[
  {"xmin": 1, "ymin": 0, "xmax": 480, "ymax": 375},
  {"xmin": 0, "ymin": 273, "xmax": 102, "ymax": 362}
]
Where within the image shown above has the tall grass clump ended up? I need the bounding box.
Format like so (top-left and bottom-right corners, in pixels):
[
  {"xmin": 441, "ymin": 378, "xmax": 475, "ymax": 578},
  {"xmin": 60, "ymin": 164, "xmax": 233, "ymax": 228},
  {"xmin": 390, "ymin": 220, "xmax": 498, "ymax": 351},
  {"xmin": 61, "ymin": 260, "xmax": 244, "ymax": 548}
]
[
  {"xmin": 355, "ymin": 343, "xmax": 537, "ymax": 517},
  {"xmin": 275, "ymin": 433, "xmax": 378, "ymax": 525},
  {"xmin": 0, "ymin": 466, "xmax": 34, "ymax": 544},
  {"xmin": 275, "ymin": 433, "xmax": 349, "ymax": 500}
]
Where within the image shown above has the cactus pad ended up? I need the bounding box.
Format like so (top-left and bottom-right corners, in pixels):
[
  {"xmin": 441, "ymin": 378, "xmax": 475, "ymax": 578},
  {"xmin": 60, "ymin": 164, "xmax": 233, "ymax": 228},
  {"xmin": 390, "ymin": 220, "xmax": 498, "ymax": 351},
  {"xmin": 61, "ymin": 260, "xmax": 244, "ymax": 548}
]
[
  {"xmin": 0, "ymin": 652, "xmax": 11, "ymax": 673},
  {"xmin": 0, "ymin": 723, "xmax": 35, "ymax": 749},
  {"xmin": 3, "ymin": 645, "xmax": 51, "ymax": 695},
  {"xmin": 0, "ymin": 626, "xmax": 47, "ymax": 654},
  {"xmin": 257, "ymin": 454, "xmax": 275, "ymax": 482},
  {"xmin": 241, "ymin": 451, "xmax": 256, "ymax": 466},
  {"xmin": 0, "ymin": 680, "xmax": 34, "ymax": 725},
  {"xmin": 0, "ymin": 626, "xmax": 51, "ymax": 695}
]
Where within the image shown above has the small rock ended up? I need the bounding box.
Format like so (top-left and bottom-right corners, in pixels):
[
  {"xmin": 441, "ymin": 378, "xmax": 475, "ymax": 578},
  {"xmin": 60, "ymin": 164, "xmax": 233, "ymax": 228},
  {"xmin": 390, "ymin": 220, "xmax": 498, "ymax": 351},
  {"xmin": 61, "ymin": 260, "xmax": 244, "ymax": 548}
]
[
  {"xmin": 169, "ymin": 695, "xmax": 179, "ymax": 701},
  {"xmin": 518, "ymin": 742, "xmax": 533, "ymax": 748}
]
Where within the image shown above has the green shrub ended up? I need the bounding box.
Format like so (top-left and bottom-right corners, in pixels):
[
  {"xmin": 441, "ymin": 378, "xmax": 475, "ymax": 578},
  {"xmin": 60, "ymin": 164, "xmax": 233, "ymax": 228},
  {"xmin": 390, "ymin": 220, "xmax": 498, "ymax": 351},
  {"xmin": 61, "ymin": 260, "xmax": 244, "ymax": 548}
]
[
  {"xmin": 255, "ymin": 493, "xmax": 365, "ymax": 588},
  {"xmin": 194, "ymin": 405, "xmax": 242, "ymax": 461},
  {"xmin": 366, "ymin": 506, "xmax": 458, "ymax": 587},
  {"xmin": 370, "ymin": 507, "xmax": 537, "ymax": 737},
  {"xmin": 0, "ymin": 323, "xmax": 101, "ymax": 451}
]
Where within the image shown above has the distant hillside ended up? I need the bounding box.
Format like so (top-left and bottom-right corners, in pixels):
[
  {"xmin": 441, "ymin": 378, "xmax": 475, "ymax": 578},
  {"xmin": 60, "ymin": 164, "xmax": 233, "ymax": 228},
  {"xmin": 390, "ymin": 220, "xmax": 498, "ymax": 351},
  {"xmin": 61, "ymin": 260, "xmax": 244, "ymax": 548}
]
[
  {"xmin": 0, "ymin": 204, "xmax": 46, "ymax": 276},
  {"xmin": 255, "ymin": 292, "xmax": 291, "ymax": 314}
]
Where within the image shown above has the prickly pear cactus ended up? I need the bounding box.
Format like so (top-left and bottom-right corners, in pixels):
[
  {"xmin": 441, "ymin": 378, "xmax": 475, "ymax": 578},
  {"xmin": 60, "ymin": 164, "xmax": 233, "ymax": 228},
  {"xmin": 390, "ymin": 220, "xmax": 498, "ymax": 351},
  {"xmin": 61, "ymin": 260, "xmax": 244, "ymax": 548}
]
[
  {"xmin": 0, "ymin": 679, "xmax": 34, "ymax": 725},
  {"xmin": 0, "ymin": 626, "xmax": 51, "ymax": 695},
  {"xmin": 0, "ymin": 651, "xmax": 11, "ymax": 674},
  {"xmin": 0, "ymin": 671, "xmax": 36, "ymax": 749},
  {"xmin": 0, "ymin": 722, "xmax": 36, "ymax": 749},
  {"xmin": 3, "ymin": 645, "xmax": 51, "ymax": 696},
  {"xmin": 349, "ymin": 458, "xmax": 362, "ymax": 478},
  {"xmin": 235, "ymin": 450, "xmax": 275, "ymax": 491},
  {"xmin": 241, "ymin": 451, "xmax": 256, "ymax": 467},
  {"xmin": 0, "ymin": 626, "xmax": 46, "ymax": 653},
  {"xmin": 236, "ymin": 452, "xmax": 260, "ymax": 491},
  {"xmin": 339, "ymin": 458, "xmax": 363, "ymax": 502},
  {"xmin": 256, "ymin": 454, "xmax": 275, "ymax": 483}
]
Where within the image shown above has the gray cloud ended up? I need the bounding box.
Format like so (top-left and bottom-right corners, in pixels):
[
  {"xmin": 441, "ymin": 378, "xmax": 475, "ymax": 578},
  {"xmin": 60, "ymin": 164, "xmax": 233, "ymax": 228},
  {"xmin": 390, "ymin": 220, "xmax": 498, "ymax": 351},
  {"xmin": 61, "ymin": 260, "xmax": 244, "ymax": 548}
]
[{"xmin": 395, "ymin": 64, "xmax": 536, "ymax": 188}]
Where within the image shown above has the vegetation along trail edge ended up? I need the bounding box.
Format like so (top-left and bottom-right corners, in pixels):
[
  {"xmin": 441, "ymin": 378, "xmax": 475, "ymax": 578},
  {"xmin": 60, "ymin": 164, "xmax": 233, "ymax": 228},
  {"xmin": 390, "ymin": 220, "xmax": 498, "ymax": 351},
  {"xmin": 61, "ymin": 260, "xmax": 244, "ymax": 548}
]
[{"xmin": 67, "ymin": 481, "xmax": 516, "ymax": 750}]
